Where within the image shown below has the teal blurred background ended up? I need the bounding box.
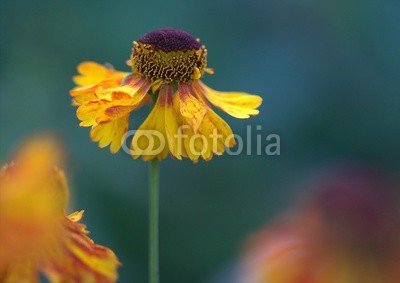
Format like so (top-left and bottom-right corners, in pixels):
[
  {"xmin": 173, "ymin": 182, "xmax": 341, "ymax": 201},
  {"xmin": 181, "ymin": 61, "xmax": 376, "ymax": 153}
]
[{"xmin": 1, "ymin": 0, "xmax": 400, "ymax": 282}]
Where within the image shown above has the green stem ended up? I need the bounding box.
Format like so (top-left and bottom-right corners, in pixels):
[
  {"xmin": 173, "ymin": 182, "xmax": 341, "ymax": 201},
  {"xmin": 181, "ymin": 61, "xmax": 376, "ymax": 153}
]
[{"xmin": 149, "ymin": 159, "xmax": 160, "ymax": 283}]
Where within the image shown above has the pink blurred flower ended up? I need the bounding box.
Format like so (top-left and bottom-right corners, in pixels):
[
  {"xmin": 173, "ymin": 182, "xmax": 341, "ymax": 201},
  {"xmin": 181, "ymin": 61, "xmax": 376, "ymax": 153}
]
[{"xmin": 241, "ymin": 168, "xmax": 400, "ymax": 283}]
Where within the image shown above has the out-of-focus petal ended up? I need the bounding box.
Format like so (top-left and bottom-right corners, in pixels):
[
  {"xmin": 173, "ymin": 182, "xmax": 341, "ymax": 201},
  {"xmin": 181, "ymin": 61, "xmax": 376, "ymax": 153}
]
[
  {"xmin": 0, "ymin": 137, "xmax": 120, "ymax": 282},
  {"xmin": 12, "ymin": 134, "xmax": 65, "ymax": 170},
  {"xmin": 0, "ymin": 260, "xmax": 39, "ymax": 283},
  {"xmin": 241, "ymin": 169, "xmax": 400, "ymax": 283},
  {"xmin": 42, "ymin": 211, "xmax": 120, "ymax": 283}
]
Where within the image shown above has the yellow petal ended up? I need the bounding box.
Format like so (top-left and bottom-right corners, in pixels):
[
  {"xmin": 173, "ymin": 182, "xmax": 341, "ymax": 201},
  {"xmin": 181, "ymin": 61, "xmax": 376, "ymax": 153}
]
[
  {"xmin": 77, "ymin": 100, "xmax": 109, "ymax": 127},
  {"xmin": 94, "ymin": 82, "xmax": 151, "ymax": 124},
  {"xmin": 173, "ymin": 88, "xmax": 235, "ymax": 161},
  {"xmin": 76, "ymin": 80, "xmax": 150, "ymax": 127},
  {"xmin": 204, "ymin": 68, "xmax": 215, "ymax": 75},
  {"xmin": 73, "ymin": 62, "xmax": 127, "ymax": 87},
  {"xmin": 163, "ymin": 85, "xmax": 183, "ymax": 160},
  {"xmin": 194, "ymin": 80, "xmax": 262, "ymax": 119},
  {"xmin": 70, "ymin": 62, "xmax": 129, "ymax": 106},
  {"xmin": 178, "ymin": 84, "xmax": 207, "ymax": 132},
  {"xmin": 181, "ymin": 107, "xmax": 235, "ymax": 161},
  {"xmin": 95, "ymin": 75, "xmax": 150, "ymax": 100},
  {"xmin": 131, "ymin": 93, "xmax": 170, "ymax": 161},
  {"xmin": 70, "ymin": 88, "xmax": 98, "ymax": 106},
  {"xmin": 68, "ymin": 210, "xmax": 84, "ymax": 222},
  {"xmin": 90, "ymin": 115, "xmax": 130, "ymax": 153},
  {"xmin": 70, "ymin": 79, "xmax": 121, "ymax": 106},
  {"xmin": 77, "ymin": 61, "xmax": 109, "ymax": 76}
]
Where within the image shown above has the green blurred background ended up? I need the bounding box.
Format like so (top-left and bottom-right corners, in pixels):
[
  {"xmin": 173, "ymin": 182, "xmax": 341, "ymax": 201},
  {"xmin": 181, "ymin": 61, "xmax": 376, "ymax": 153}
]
[{"xmin": 1, "ymin": 0, "xmax": 400, "ymax": 282}]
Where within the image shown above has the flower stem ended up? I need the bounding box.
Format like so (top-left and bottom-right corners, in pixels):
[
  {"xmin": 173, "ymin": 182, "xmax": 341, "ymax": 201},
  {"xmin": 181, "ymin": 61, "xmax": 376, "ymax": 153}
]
[{"xmin": 149, "ymin": 159, "xmax": 160, "ymax": 283}]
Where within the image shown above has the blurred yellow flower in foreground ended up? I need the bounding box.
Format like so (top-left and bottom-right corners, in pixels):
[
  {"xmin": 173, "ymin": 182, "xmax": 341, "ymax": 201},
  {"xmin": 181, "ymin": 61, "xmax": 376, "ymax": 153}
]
[
  {"xmin": 0, "ymin": 135, "xmax": 120, "ymax": 282},
  {"xmin": 70, "ymin": 28, "xmax": 262, "ymax": 161},
  {"xmin": 241, "ymin": 168, "xmax": 400, "ymax": 283}
]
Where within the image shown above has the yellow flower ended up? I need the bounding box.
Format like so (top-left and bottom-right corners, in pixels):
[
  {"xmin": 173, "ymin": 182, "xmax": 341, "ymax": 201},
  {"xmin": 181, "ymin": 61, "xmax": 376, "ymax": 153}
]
[
  {"xmin": 240, "ymin": 169, "xmax": 400, "ymax": 283},
  {"xmin": 0, "ymin": 136, "xmax": 120, "ymax": 282},
  {"xmin": 70, "ymin": 28, "xmax": 262, "ymax": 161}
]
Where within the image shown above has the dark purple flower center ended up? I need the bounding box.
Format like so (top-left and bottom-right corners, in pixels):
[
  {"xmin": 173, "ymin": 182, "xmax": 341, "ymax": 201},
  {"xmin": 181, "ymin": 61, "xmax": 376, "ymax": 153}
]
[{"xmin": 138, "ymin": 28, "xmax": 201, "ymax": 53}]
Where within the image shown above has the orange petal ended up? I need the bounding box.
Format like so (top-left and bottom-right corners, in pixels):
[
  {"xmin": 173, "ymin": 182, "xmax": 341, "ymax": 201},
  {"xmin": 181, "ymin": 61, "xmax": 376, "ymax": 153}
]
[
  {"xmin": 0, "ymin": 260, "xmax": 39, "ymax": 283},
  {"xmin": 11, "ymin": 134, "xmax": 65, "ymax": 171},
  {"xmin": 42, "ymin": 212, "xmax": 120, "ymax": 283},
  {"xmin": 0, "ymin": 136, "xmax": 120, "ymax": 282}
]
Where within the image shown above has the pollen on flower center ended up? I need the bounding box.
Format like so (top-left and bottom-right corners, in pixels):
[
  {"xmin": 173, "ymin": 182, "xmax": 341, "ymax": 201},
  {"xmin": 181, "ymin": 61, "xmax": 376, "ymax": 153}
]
[
  {"xmin": 138, "ymin": 28, "xmax": 201, "ymax": 53},
  {"xmin": 130, "ymin": 28, "xmax": 208, "ymax": 83}
]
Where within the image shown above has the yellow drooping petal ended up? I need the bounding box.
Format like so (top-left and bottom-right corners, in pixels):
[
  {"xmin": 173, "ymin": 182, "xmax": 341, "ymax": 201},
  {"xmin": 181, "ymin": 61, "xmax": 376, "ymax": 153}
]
[
  {"xmin": 70, "ymin": 62, "xmax": 129, "ymax": 106},
  {"xmin": 131, "ymin": 90, "xmax": 171, "ymax": 161},
  {"xmin": 163, "ymin": 85, "xmax": 183, "ymax": 160},
  {"xmin": 94, "ymin": 83, "xmax": 150, "ymax": 124},
  {"xmin": 70, "ymin": 79, "xmax": 122, "ymax": 106},
  {"xmin": 77, "ymin": 100, "xmax": 108, "ymax": 127},
  {"xmin": 174, "ymin": 86, "xmax": 235, "ymax": 162},
  {"xmin": 90, "ymin": 115, "xmax": 130, "ymax": 154},
  {"xmin": 75, "ymin": 78, "xmax": 151, "ymax": 153},
  {"xmin": 76, "ymin": 79, "xmax": 151, "ymax": 127},
  {"xmin": 185, "ymin": 110, "xmax": 235, "ymax": 161},
  {"xmin": 96, "ymin": 75, "xmax": 150, "ymax": 100},
  {"xmin": 200, "ymin": 108, "xmax": 236, "ymax": 149},
  {"xmin": 73, "ymin": 62, "xmax": 128, "ymax": 87},
  {"xmin": 178, "ymin": 84, "xmax": 207, "ymax": 132},
  {"xmin": 193, "ymin": 80, "xmax": 262, "ymax": 119}
]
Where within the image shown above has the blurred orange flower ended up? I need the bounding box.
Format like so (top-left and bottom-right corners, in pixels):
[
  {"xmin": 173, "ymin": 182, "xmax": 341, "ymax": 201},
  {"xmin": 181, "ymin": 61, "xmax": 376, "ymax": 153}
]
[
  {"xmin": 241, "ymin": 168, "xmax": 400, "ymax": 283},
  {"xmin": 0, "ymin": 135, "xmax": 120, "ymax": 282}
]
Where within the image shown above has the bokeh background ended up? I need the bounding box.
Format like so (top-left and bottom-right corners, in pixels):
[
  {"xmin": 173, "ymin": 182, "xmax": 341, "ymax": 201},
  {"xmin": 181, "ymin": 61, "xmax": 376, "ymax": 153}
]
[{"xmin": 1, "ymin": 0, "xmax": 400, "ymax": 282}]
